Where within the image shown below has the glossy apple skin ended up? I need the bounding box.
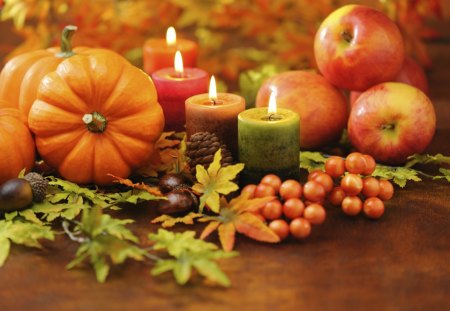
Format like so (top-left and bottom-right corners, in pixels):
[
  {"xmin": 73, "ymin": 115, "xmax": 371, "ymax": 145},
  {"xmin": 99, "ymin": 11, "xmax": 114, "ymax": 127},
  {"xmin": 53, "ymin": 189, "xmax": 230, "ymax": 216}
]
[
  {"xmin": 348, "ymin": 82, "xmax": 436, "ymax": 164},
  {"xmin": 255, "ymin": 70, "xmax": 348, "ymax": 150},
  {"xmin": 314, "ymin": 5, "xmax": 405, "ymax": 91},
  {"xmin": 350, "ymin": 56, "xmax": 429, "ymax": 105}
]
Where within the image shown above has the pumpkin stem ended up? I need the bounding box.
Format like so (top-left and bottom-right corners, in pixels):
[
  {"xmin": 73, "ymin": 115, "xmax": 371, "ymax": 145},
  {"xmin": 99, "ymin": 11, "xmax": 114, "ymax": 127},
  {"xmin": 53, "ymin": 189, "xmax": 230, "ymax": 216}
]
[
  {"xmin": 56, "ymin": 25, "xmax": 78, "ymax": 58},
  {"xmin": 83, "ymin": 112, "xmax": 107, "ymax": 133}
]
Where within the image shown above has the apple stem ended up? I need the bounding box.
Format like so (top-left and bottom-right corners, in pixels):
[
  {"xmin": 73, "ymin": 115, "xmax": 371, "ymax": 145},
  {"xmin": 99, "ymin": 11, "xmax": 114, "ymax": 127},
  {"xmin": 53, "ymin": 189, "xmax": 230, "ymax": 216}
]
[
  {"xmin": 341, "ymin": 31, "xmax": 353, "ymax": 43},
  {"xmin": 381, "ymin": 123, "xmax": 396, "ymax": 131}
]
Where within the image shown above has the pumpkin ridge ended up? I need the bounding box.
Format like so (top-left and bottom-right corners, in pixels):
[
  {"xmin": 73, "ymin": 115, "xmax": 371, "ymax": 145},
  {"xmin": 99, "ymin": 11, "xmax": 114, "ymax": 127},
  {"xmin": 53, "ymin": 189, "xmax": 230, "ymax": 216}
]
[
  {"xmin": 103, "ymin": 130, "xmax": 153, "ymax": 168},
  {"xmin": 86, "ymin": 53, "xmax": 126, "ymax": 113},
  {"xmin": 36, "ymin": 72, "xmax": 90, "ymax": 114},
  {"xmin": 0, "ymin": 50, "xmax": 52, "ymax": 107},
  {"xmin": 29, "ymin": 100, "xmax": 85, "ymax": 137},
  {"xmin": 100, "ymin": 62, "xmax": 151, "ymax": 118},
  {"xmin": 35, "ymin": 129, "xmax": 86, "ymax": 169}
]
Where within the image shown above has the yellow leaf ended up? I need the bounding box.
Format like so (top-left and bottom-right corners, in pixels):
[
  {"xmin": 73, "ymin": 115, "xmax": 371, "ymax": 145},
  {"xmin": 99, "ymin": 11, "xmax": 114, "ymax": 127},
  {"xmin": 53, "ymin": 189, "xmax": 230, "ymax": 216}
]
[
  {"xmin": 193, "ymin": 149, "xmax": 244, "ymax": 213},
  {"xmin": 204, "ymin": 190, "xmax": 220, "ymax": 214},
  {"xmin": 217, "ymin": 163, "xmax": 244, "ymax": 182},
  {"xmin": 208, "ymin": 149, "xmax": 222, "ymax": 177}
]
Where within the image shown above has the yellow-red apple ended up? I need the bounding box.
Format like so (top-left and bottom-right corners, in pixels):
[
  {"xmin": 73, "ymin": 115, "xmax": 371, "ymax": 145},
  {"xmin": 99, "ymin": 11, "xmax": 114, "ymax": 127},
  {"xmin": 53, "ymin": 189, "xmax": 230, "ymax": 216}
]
[
  {"xmin": 314, "ymin": 5, "xmax": 405, "ymax": 91},
  {"xmin": 255, "ymin": 70, "xmax": 348, "ymax": 150},
  {"xmin": 348, "ymin": 82, "xmax": 435, "ymax": 164},
  {"xmin": 350, "ymin": 56, "xmax": 429, "ymax": 105}
]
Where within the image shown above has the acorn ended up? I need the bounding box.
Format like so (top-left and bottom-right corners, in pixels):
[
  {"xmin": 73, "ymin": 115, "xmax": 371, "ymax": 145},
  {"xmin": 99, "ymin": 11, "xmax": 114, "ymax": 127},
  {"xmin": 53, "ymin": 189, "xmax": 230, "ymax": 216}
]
[
  {"xmin": 157, "ymin": 188, "xmax": 198, "ymax": 215},
  {"xmin": 0, "ymin": 173, "xmax": 48, "ymax": 213},
  {"xmin": 158, "ymin": 173, "xmax": 189, "ymax": 194}
]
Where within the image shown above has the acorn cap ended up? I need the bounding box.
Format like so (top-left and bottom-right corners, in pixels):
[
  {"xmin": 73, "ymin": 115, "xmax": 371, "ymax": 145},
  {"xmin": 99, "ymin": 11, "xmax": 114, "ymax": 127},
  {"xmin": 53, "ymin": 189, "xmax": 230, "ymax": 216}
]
[{"xmin": 24, "ymin": 172, "xmax": 48, "ymax": 202}]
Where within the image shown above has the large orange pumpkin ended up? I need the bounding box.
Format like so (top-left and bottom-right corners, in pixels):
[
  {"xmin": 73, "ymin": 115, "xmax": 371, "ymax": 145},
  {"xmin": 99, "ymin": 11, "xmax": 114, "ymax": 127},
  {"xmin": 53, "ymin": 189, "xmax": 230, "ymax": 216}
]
[
  {"xmin": 28, "ymin": 52, "xmax": 165, "ymax": 185},
  {"xmin": 0, "ymin": 25, "xmax": 113, "ymax": 120},
  {"xmin": 0, "ymin": 106, "xmax": 36, "ymax": 184}
]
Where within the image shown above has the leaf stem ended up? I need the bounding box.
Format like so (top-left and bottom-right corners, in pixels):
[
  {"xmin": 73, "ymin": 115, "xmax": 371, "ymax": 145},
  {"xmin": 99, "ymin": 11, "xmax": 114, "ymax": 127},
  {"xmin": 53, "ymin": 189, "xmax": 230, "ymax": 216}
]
[
  {"xmin": 62, "ymin": 221, "xmax": 88, "ymax": 243},
  {"xmin": 143, "ymin": 251, "xmax": 162, "ymax": 262}
]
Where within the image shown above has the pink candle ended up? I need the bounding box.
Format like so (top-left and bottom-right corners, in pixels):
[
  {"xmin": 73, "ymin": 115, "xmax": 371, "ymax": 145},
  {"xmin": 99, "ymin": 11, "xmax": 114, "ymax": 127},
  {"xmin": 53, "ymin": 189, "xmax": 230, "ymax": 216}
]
[
  {"xmin": 185, "ymin": 76, "xmax": 245, "ymax": 156},
  {"xmin": 152, "ymin": 51, "xmax": 208, "ymax": 132}
]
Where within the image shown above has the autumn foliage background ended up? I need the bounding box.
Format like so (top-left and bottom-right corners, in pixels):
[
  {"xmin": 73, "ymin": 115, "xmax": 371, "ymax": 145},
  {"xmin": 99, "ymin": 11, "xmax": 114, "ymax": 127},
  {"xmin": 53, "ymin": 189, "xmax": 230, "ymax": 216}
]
[{"xmin": 0, "ymin": 0, "xmax": 444, "ymax": 90}]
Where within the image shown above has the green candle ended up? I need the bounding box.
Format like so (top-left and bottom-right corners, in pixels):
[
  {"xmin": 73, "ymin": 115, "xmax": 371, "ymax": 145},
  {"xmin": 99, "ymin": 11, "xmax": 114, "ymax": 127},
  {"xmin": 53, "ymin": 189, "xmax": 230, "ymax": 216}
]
[{"xmin": 238, "ymin": 107, "xmax": 300, "ymax": 182}]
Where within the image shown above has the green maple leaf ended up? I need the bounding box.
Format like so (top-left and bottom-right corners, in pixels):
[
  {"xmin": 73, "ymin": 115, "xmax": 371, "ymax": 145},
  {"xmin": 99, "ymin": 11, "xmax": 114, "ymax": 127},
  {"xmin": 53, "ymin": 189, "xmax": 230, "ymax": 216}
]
[
  {"xmin": 149, "ymin": 229, "xmax": 237, "ymax": 286},
  {"xmin": 405, "ymin": 153, "xmax": 450, "ymax": 168},
  {"xmin": 372, "ymin": 165, "xmax": 422, "ymax": 188},
  {"xmin": 299, "ymin": 151, "xmax": 327, "ymax": 172},
  {"xmin": 0, "ymin": 220, "xmax": 55, "ymax": 267},
  {"xmin": 192, "ymin": 149, "xmax": 244, "ymax": 213},
  {"xmin": 434, "ymin": 168, "xmax": 450, "ymax": 182},
  {"xmin": 66, "ymin": 207, "xmax": 145, "ymax": 283}
]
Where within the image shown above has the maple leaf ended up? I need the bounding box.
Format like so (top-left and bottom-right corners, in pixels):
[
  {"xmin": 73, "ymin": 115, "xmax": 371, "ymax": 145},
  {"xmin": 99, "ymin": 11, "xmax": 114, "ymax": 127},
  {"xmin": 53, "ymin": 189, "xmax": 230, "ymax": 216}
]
[
  {"xmin": 137, "ymin": 132, "xmax": 187, "ymax": 176},
  {"xmin": 151, "ymin": 212, "xmax": 203, "ymax": 228},
  {"xmin": 0, "ymin": 220, "xmax": 54, "ymax": 267},
  {"xmin": 434, "ymin": 168, "xmax": 450, "ymax": 182},
  {"xmin": 192, "ymin": 149, "xmax": 244, "ymax": 213},
  {"xmin": 149, "ymin": 229, "xmax": 237, "ymax": 286},
  {"xmin": 372, "ymin": 165, "xmax": 422, "ymax": 188},
  {"xmin": 66, "ymin": 206, "xmax": 145, "ymax": 283},
  {"xmin": 405, "ymin": 153, "xmax": 450, "ymax": 168},
  {"xmin": 300, "ymin": 151, "xmax": 327, "ymax": 172},
  {"xmin": 199, "ymin": 193, "xmax": 279, "ymax": 251}
]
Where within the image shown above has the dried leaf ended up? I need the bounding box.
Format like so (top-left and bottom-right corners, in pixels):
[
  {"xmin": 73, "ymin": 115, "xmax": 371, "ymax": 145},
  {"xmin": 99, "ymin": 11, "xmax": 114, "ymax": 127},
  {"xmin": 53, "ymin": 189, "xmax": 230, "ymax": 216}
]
[
  {"xmin": 108, "ymin": 174, "xmax": 162, "ymax": 197},
  {"xmin": 151, "ymin": 212, "xmax": 203, "ymax": 228}
]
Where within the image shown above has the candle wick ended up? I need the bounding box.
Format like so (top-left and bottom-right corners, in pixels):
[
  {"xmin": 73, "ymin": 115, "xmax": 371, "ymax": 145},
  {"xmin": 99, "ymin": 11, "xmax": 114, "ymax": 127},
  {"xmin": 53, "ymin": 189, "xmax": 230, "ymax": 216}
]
[
  {"xmin": 212, "ymin": 99, "xmax": 216, "ymax": 105},
  {"xmin": 269, "ymin": 113, "xmax": 276, "ymax": 121}
]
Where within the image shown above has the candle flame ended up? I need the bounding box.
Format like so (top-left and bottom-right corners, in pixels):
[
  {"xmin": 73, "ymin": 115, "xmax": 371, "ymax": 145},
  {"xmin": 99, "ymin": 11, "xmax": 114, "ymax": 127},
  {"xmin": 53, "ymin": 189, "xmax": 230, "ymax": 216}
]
[
  {"xmin": 166, "ymin": 26, "xmax": 176, "ymax": 46},
  {"xmin": 209, "ymin": 75, "xmax": 218, "ymax": 102},
  {"xmin": 174, "ymin": 50, "xmax": 184, "ymax": 75},
  {"xmin": 268, "ymin": 87, "xmax": 277, "ymax": 114}
]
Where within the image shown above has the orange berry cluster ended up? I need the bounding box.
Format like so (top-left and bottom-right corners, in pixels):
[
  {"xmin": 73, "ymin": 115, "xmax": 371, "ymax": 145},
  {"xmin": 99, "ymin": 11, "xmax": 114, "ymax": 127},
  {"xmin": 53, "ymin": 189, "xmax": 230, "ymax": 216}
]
[
  {"xmin": 241, "ymin": 152, "xmax": 395, "ymax": 241},
  {"xmin": 323, "ymin": 152, "xmax": 394, "ymax": 218},
  {"xmin": 241, "ymin": 175, "xmax": 326, "ymax": 241}
]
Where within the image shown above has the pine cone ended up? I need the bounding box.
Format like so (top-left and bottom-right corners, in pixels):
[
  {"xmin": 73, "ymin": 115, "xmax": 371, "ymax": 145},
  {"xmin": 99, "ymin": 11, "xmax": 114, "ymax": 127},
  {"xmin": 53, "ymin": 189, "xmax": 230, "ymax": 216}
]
[{"xmin": 186, "ymin": 132, "xmax": 234, "ymax": 175}]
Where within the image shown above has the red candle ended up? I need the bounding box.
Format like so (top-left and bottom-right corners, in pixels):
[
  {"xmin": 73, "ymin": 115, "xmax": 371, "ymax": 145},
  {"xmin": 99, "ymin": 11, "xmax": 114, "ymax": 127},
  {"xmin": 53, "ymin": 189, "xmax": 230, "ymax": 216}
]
[
  {"xmin": 143, "ymin": 27, "xmax": 198, "ymax": 75},
  {"xmin": 185, "ymin": 76, "xmax": 245, "ymax": 156},
  {"xmin": 152, "ymin": 51, "xmax": 208, "ymax": 132}
]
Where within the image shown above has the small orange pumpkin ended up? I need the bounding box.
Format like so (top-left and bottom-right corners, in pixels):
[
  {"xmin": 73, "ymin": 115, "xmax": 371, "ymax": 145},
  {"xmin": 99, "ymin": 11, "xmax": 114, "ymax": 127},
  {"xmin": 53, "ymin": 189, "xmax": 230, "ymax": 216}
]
[
  {"xmin": 0, "ymin": 25, "xmax": 113, "ymax": 120},
  {"xmin": 28, "ymin": 52, "xmax": 164, "ymax": 185},
  {"xmin": 0, "ymin": 106, "xmax": 36, "ymax": 184}
]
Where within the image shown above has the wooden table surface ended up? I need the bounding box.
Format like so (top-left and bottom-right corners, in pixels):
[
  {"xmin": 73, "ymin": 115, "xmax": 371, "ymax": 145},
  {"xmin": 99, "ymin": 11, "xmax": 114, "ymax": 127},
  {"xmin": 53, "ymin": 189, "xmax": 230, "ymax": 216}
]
[{"xmin": 1, "ymin": 20, "xmax": 450, "ymax": 311}]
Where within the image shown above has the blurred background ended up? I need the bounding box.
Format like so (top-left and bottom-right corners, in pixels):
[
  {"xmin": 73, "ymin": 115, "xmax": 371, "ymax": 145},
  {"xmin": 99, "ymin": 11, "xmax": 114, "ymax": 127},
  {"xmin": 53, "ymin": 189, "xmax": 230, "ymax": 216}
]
[{"xmin": 0, "ymin": 0, "xmax": 448, "ymax": 86}]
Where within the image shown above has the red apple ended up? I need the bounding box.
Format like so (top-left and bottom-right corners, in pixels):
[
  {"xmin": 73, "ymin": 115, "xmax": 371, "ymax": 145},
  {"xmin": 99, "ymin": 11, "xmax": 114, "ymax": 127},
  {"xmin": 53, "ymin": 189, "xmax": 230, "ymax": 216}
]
[
  {"xmin": 350, "ymin": 56, "xmax": 429, "ymax": 105},
  {"xmin": 348, "ymin": 82, "xmax": 436, "ymax": 164},
  {"xmin": 314, "ymin": 5, "xmax": 405, "ymax": 91},
  {"xmin": 255, "ymin": 70, "xmax": 348, "ymax": 150}
]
